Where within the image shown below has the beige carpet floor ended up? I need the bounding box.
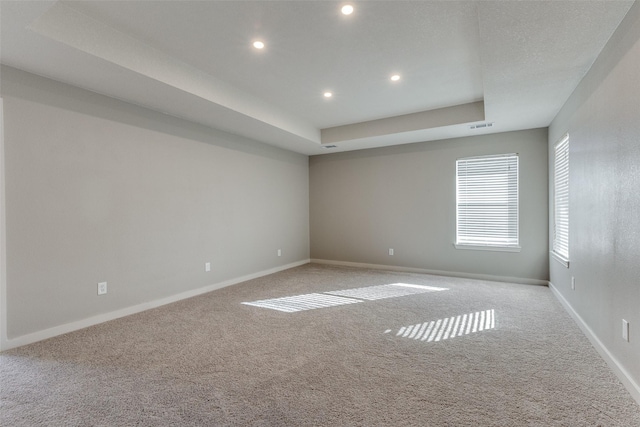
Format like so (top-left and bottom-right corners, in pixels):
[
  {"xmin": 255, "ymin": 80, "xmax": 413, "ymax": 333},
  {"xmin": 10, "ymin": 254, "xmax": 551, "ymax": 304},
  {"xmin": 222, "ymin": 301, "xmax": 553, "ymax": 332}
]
[{"xmin": 1, "ymin": 263, "xmax": 639, "ymax": 426}]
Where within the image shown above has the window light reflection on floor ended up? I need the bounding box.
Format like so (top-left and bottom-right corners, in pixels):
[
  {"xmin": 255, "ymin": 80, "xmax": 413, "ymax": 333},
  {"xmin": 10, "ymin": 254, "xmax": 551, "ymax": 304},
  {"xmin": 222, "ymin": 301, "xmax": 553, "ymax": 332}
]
[
  {"xmin": 387, "ymin": 309, "xmax": 496, "ymax": 342},
  {"xmin": 326, "ymin": 283, "xmax": 446, "ymax": 300},
  {"xmin": 242, "ymin": 283, "xmax": 448, "ymax": 313},
  {"xmin": 241, "ymin": 293, "xmax": 361, "ymax": 313}
]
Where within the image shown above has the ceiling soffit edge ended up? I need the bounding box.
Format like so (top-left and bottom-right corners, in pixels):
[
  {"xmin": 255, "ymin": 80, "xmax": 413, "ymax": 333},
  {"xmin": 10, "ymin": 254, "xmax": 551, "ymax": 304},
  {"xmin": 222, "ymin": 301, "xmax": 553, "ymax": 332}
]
[
  {"xmin": 321, "ymin": 101, "xmax": 485, "ymax": 144},
  {"xmin": 28, "ymin": 2, "xmax": 321, "ymax": 145}
]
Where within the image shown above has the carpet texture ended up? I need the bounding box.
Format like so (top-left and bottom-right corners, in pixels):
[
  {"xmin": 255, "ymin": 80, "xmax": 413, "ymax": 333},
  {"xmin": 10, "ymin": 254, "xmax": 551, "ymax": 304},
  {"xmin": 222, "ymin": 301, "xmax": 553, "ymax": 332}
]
[{"xmin": 1, "ymin": 264, "xmax": 639, "ymax": 426}]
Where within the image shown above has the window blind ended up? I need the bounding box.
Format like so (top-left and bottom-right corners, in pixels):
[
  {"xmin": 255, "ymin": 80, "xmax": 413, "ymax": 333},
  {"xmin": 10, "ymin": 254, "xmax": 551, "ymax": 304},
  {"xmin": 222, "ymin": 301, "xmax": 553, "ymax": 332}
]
[
  {"xmin": 553, "ymin": 135, "xmax": 569, "ymax": 261},
  {"xmin": 456, "ymin": 154, "xmax": 519, "ymax": 247}
]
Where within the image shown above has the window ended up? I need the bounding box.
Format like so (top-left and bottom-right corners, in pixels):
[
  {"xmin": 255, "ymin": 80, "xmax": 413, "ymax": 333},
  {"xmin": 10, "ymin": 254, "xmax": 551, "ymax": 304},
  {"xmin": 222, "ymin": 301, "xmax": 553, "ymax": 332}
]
[
  {"xmin": 456, "ymin": 153, "xmax": 519, "ymax": 251},
  {"xmin": 552, "ymin": 134, "xmax": 569, "ymax": 266}
]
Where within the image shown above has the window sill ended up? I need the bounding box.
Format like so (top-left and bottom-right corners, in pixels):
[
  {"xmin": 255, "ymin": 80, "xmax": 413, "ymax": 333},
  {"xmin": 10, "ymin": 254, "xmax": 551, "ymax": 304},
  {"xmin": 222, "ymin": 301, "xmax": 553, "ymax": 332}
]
[
  {"xmin": 454, "ymin": 243, "xmax": 521, "ymax": 253},
  {"xmin": 551, "ymin": 251, "xmax": 570, "ymax": 268}
]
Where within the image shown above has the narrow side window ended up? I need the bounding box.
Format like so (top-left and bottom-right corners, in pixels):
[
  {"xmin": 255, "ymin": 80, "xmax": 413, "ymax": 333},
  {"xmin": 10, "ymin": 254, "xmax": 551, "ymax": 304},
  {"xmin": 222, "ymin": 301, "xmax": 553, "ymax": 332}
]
[{"xmin": 553, "ymin": 134, "xmax": 570, "ymax": 266}]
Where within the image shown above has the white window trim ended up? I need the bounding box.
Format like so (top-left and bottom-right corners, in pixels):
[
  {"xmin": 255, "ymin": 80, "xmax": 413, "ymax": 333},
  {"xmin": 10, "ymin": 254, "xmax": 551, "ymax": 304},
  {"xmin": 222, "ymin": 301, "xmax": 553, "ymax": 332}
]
[
  {"xmin": 455, "ymin": 153, "xmax": 519, "ymax": 252},
  {"xmin": 455, "ymin": 243, "xmax": 521, "ymax": 253},
  {"xmin": 551, "ymin": 251, "xmax": 569, "ymax": 268}
]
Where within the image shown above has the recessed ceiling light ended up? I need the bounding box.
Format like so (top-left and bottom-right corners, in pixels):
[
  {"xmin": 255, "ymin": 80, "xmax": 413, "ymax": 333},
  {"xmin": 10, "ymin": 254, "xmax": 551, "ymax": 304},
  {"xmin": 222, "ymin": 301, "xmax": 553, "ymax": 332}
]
[
  {"xmin": 391, "ymin": 74, "xmax": 401, "ymax": 82},
  {"xmin": 324, "ymin": 92, "xmax": 333, "ymax": 98},
  {"xmin": 253, "ymin": 40, "xmax": 265, "ymax": 49},
  {"xmin": 341, "ymin": 4, "xmax": 354, "ymax": 15}
]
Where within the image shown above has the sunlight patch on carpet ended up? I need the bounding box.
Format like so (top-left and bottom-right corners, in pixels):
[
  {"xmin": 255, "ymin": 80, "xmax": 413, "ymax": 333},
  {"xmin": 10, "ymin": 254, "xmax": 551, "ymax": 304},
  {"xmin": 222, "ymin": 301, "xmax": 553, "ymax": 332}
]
[
  {"xmin": 242, "ymin": 283, "xmax": 448, "ymax": 313},
  {"xmin": 388, "ymin": 309, "xmax": 496, "ymax": 342},
  {"xmin": 325, "ymin": 283, "xmax": 447, "ymax": 301},
  {"xmin": 241, "ymin": 293, "xmax": 362, "ymax": 312}
]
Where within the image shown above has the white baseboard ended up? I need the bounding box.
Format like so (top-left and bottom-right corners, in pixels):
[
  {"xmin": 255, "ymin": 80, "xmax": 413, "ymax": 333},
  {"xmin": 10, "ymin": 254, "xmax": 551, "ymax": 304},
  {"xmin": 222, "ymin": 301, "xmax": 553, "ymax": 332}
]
[
  {"xmin": 549, "ymin": 282, "xmax": 640, "ymax": 406},
  {"xmin": 310, "ymin": 259, "xmax": 548, "ymax": 286},
  {"xmin": 0, "ymin": 259, "xmax": 310, "ymax": 351}
]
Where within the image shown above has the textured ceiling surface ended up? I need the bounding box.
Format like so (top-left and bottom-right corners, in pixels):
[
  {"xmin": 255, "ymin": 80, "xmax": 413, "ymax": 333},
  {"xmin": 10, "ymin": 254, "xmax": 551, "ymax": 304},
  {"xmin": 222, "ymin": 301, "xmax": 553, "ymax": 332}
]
[{"xmin": 0, "ymin": 1, "xmax": 634, "ymax": 155}]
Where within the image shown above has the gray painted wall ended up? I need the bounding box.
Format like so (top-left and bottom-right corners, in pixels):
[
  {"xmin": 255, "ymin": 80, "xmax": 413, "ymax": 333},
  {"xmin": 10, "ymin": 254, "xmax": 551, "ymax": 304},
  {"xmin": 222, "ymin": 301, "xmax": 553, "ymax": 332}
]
[
  {"xmin": 310, "ymin": 129, "xmax": 549, "ymax": 282},
  {"xmin": 548, "ymin": 2, "xmax": 640, "ymax": 393},
  {"xmin": 0, "ymin": 66, "xmax": 309, "ymax": 342}
]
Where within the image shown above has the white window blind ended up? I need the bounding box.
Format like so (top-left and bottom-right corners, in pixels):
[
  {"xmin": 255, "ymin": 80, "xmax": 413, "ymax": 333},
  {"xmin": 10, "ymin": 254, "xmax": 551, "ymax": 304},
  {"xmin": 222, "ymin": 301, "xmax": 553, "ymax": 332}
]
[
  {"xmin": 553, "ymin": 135, "xmax": 569, "ymax": 263},
  {"xmin": 456, "ymin": 154, "xmax": 519, "ymax": 249}
]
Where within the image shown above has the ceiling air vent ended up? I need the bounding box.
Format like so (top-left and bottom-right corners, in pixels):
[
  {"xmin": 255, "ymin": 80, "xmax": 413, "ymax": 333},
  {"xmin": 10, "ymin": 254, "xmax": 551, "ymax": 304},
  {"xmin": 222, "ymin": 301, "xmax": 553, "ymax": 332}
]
[
  {"xmin": 322, "ymin": 145, "xmax": 338, "ymax": 149},
  {"xmin": 470, "ymin": 122, "xmax": 494, "ymax": 130}
]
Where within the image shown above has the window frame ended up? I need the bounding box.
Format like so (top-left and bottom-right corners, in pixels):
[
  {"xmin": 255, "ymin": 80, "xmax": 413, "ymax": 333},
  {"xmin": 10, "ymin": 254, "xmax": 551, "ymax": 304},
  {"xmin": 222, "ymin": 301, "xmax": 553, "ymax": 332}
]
[
  {"xmin": 552, "ymin": 134, "xmax": 570, "ymax": 267},
  {"xmin": 454, "ymin": 153, "xmax": 520, "ymax": 252}
]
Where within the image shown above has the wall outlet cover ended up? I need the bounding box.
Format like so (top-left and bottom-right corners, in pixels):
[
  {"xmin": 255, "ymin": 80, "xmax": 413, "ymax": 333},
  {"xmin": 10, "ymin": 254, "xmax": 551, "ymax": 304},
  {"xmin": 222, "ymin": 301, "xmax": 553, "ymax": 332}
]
[
  {"xmin": 97, "ymin": 282, "xmax": 107, "ymax": 296},
  {"xmin": 622, "ymin": 319, "xmax": 630, "ymax": 342}
]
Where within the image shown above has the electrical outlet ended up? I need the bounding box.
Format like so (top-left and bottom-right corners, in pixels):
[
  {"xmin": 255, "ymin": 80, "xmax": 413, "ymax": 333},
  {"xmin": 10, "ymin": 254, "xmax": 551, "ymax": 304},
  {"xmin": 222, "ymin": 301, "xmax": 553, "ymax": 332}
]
[
  {"xmin": 205, "ymin": 262, "xmax": 211, "ymax": 272},
  {"xmin": 277, "ymin": 249, "xmax": 282, "ymax": 257},
  {"xmin": 97, "ymin": 282, "xmax": 107, "ymax": 296},
  {"xmin": 622, "ymin": 319, "xmax": 630, "ymax": 342},
  {"xmin": 571, "ymin": 276, "xmax": 575, "ymax": 290},
  {"xmin": 389, "ymin": 248, "xmax": 394, "ymax": 256}
]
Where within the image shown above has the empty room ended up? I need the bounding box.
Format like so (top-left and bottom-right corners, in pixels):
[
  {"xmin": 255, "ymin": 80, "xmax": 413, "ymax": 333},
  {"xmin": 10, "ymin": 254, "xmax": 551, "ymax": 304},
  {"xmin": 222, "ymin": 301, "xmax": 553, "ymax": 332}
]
[{"xmin": 1, "ymin": 1, "xmax": 639, "ymax": 425}]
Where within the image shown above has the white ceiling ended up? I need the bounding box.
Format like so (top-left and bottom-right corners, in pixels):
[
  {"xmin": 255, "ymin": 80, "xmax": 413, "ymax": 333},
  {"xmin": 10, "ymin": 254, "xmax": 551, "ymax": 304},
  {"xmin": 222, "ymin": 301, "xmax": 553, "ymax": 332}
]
[{"xmin": 0, "ymin": 1, "xmax": 634, "ymax": 155}]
